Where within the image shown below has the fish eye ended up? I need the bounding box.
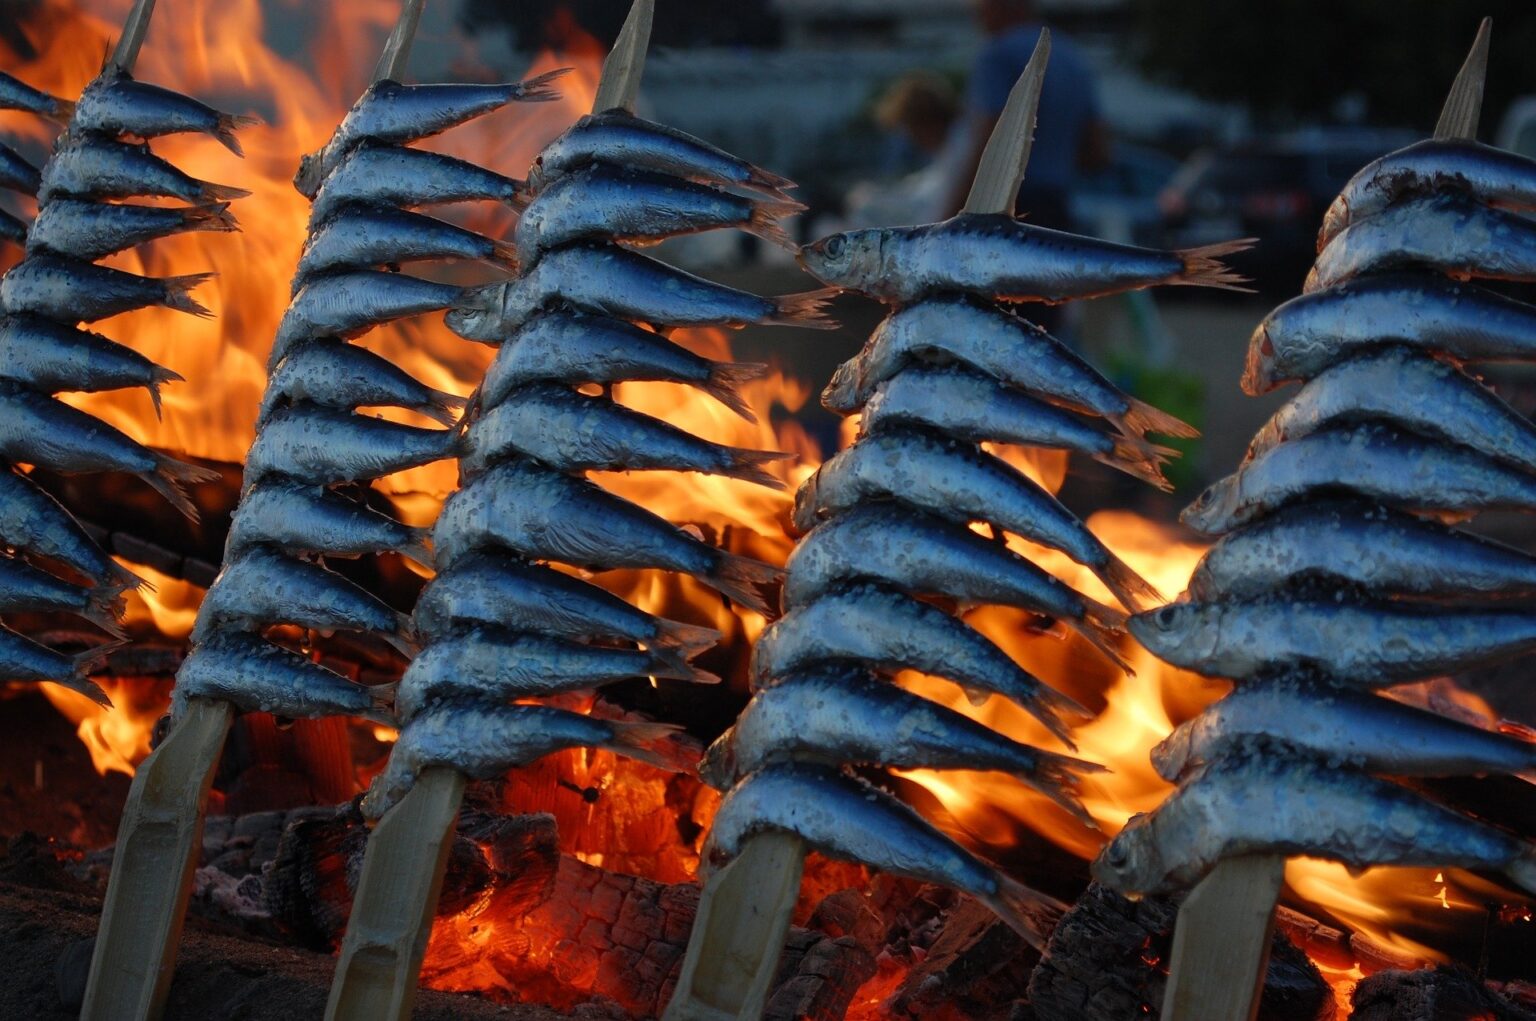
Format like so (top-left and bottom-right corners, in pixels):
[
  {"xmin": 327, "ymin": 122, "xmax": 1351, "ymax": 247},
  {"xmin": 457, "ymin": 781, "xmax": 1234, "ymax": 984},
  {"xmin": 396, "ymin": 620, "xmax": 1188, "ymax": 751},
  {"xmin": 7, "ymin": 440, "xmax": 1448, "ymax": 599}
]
[
  {"xmin": 1154, "ymin": 606, "xmax": 1179, "ymax": 629},
  {"xmin": 1104, "ymin": 840, "xmax": 1130, "ymax": 867},
  {"xmin": 823, "ymin": 235, "xmax": 845, "ymax": 260}
]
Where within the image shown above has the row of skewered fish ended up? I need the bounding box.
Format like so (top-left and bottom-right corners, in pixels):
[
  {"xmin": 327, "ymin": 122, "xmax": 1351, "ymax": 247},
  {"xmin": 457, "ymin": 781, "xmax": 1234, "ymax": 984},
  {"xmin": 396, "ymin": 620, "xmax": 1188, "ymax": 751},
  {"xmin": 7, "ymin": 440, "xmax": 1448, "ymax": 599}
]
[
  {"xmin": 0, "ymin": 63, "xmax": 244, "ymax": 705},
  {"xmin": 693, "ymin": 41, "xmax": 1254, "ymax": 945},
  {"xmin": 361, "ymin": 97, "xmax": 834, "ymax": 818},
  {"xmin": 1095, "ymin": 128, "xmax": 1536, "ymax": 897},
  {"xmin": 171, "ymin": 69, "xmax": 566, "ymax": 725}
]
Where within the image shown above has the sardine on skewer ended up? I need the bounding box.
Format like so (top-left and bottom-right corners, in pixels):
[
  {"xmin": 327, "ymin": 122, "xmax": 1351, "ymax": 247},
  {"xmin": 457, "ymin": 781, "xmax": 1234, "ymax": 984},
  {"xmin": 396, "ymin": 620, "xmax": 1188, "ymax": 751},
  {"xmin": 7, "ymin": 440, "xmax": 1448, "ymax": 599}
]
[
  {"xmin": 0, "ymin": 70, "xmax": 73, "ymax": 122},
  {"xmin": 292, "ymin": 205, "xmax": 518, "ymax": 289},
  {"xmin": 28, "ymin": 198, "xmax": 238, "ymax": 262},
  {"xmin": 0, "ymin": 468, "xmax": 144, "ymax": 592},
  {"xmin": 0, "ymin": 314, "xmax": 183, "ymax": 414},
  {"xmin": 0, "ymin": 253, "xmax": 212, "ymax": 322},
  {"xmin": 38, "ymin": 135, "xmax": 249, "ymax": 205},
  {"xmin": 260, "ymin": 340, "xmax": 466, "ymax": 428},
  {"xmin": 243, "ymin": 403, "xmax": 458, "ymax": 487},
  {"xmin": 0, "ymin": 625, "xmax": 115, "ymax": 705},
  {"xmin": 307, "ymin": 141, "xmax": 528, "ymax": 225},
  {"xmin": 270, "ymin": 270, "xmax": 463, "ymax": 369},
  {"xmin": 71, "ymin": 66, "xmax": 258, "ymax": 154},
  {"xmin": 174, "ymin": 631, "xmax": 393, "ymax": 724},
  {"xmin": 0, "ymin": 552, "xmax": 127, "ymax": 638},
  {"xmin": 0, "ymin": 208, "xmax": 26, "ymax": 246},
  {"xmin": 225, "ymin": 480, "xmax": 433, "ymax": 569},
  {"xmin": 0, "ymin": 142, "xmax": 41, "ymax": 195}
]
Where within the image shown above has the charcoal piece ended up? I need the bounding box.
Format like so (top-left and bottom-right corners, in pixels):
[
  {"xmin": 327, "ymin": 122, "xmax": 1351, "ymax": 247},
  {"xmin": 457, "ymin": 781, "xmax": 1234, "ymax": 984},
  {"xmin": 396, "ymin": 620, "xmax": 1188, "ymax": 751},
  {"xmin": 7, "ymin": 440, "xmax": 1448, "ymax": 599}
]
[{"xmin": 1350, "ymin": 966, "xmax": 1536, "ymax": 1021}]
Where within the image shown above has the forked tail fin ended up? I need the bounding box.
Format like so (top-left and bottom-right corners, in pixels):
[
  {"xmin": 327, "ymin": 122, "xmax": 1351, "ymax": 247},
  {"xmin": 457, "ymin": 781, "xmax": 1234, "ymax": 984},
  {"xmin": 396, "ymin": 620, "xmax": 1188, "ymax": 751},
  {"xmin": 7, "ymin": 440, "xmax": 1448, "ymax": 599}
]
[
  {"xmin": 160, "ymin": 271, "xmax": 217, "ymax": 318},
  {"xmin": 723, "ymin": 447, "xmax": 793, "ymax": 490},
  {"xmin": 707, "ymin": 552, "xmax": 784, "ymax": 617},
  {"xmin": 1096, "ymin": 434, "xmax": 1176, "ymax": 492},
  {"xmin": 744, "ymin": 204, "xmax": 798, "ymax": 252},
  {"xmin": 984, "ymin": 873, "xmax": 1068, "ymax": 953},
  {"xmin": 768, "ymin": 287, "xmax": 840, "ymax": 330},
  {"xmin": 213, "ymin": 113, "xmax": 262, "ymax": 157},
  {"xmin": 1095, "ymin": 549, "xmax": 1163, "ymax": 613},
  {"xmin": 1120, "ymin": 396, "xmax": 1199, "ymax": 440},
  {"xmin": 605, "ymin": 719, "xmax": 694, "ymax": 773},
  {"xmin": 144, "ymin": 363, "xmax": 185, "ymax": 419},
  {"xmin": 1173, "ymin": 238, "xmax": 1256, "ymax": 292},
  {"xmin": 148, "ymin": 454, "xmax": 219, "ymax": 522},
  {"xmin": 1023, "ymin": 747, "xmax": 1109, "ymax": 829},
  {"xmin": 514, "ymin": 67, "xmax": 572, "ymax": 103},
  {"xmin": 702, "ymin": 360, "xmax": 769, "ymax": 422},
  {"xmin": 198, "ymin": 179, "xmax": 252, "ymax": 203}
]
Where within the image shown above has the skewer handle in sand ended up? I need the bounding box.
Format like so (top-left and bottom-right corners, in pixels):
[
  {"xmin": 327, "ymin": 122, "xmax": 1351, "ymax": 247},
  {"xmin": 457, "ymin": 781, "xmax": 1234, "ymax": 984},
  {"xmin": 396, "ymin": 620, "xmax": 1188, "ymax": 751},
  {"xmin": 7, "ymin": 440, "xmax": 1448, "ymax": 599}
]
[
  {"xmin": 661, "ymin": 831, "xmax": 806, "ymax": 1021},
  {"xmin": 325, "ymin": 768, "xmax": 467, "ymax": 1021},
  {"xmin": 80, "ymin": 698, "xmax": 234, "ymax": 1021},
  {"xmin": 1159, "ymin": 854, "xmax": 1285, "ymax": 1021}
]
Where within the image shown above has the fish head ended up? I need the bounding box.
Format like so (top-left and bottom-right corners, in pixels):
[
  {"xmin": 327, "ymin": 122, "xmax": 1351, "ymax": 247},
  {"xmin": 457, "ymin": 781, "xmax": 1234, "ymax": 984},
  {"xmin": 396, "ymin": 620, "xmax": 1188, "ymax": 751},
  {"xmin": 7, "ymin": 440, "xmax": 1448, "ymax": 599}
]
[
  {"xmin": 1148, "ymin": 722, "xmax": 1193, "ymax": 782},
  {"xmin": 1178, "ymin": 477, "xmax": 1238, "ymax": 537},
  {"xmin": 1089, "ymin": 815, "xmax": 1164, "ymax": 896},
  {"xmin": 293, "ymin": 150, "xmax": 325, "ymax": 199},
  {"xmin": 697, "ymin": 727, "xmax": 740, "ymax": 791},
  {"xmin": 1240, "ymin": 319, "xmax": 1279, "ymax": 395},
  {"xmin": 820, "ymin": 357, "xmax": 863, "ymax": 415},
  {"xmin": 788, "ymin": 469, "xmax": 821, "ymax": 536},
  {"xmin": 446, "ymin": 282, "xmax": 515, "ymax": 341},
  {"xmin": 797, "ymin": 228, "xmax": 886, "ymax": 288},
  {"xmin": 1318, "ymin": 195, "xmax": 1350, "ymax": 251},
  {"xmin": 1126, "ymin": 602, "xmax": 1221, "ymax": 668}
]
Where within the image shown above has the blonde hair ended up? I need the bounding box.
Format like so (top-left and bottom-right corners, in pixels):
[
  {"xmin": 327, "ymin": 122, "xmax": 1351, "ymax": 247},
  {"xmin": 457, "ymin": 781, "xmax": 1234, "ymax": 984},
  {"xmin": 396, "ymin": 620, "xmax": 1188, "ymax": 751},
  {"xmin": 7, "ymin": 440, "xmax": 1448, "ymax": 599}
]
[{"xmin": 874, "ymin": 72, "xmax": 958, "ymax": 135}]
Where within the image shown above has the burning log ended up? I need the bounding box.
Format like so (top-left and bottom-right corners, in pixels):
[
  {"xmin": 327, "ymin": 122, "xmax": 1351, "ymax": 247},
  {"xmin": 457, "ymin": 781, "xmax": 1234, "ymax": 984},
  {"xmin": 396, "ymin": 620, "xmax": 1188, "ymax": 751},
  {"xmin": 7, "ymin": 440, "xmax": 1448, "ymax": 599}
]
[{"xmin": 1350, "ymin": 967, "xmax": 1536, "ymax": 1021}]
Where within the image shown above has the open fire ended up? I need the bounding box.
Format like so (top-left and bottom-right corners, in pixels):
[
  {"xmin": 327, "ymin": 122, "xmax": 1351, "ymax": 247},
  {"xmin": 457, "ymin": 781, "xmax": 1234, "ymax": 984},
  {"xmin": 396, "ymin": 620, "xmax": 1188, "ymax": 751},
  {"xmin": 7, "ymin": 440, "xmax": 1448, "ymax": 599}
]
[{"xmin": 1, "ymin": 2, "xmax": 1532, "ymax": 1018}]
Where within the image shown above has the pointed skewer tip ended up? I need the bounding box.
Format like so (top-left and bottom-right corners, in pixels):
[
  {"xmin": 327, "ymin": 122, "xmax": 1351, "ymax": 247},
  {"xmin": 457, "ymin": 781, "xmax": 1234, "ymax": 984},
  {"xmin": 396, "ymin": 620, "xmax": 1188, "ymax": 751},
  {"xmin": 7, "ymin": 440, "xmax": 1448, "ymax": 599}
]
[
  {"xmin": 1433, "ymin": 16, "xmax": 1490, "ymax": 141},
  {"xmin": 592, "ymin": 0, "xmax": 655, "ymax": 115},
  {"xmin": 373, "ymin": 0, "xmax": 426, "ymax": 84},
  {"xmin": 962, "ymin": 27, "xmax": 1052, "ymax": 215}
]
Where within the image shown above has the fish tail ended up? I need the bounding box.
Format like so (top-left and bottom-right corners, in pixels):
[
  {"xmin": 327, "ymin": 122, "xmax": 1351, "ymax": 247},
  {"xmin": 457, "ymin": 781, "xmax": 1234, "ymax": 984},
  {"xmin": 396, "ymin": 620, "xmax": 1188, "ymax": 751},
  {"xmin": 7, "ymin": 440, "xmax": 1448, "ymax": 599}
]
[
  {"xmin": 1096, "ymin": 435, "xmax": 1175, "ymax": 492},
  {"xmin": 745, "ymin": 163, "xmax": 798, "ymax": 199},
  {"xmin": 1025, "ymin": 748, "xmax": 1109, "ymax": 829},
  {"xmin": 514, "ymin": 67, "xmax": 571, "ymax": 102},
  {"xmin": 487, "ymin": 235, "xmax": 521, "ymax": 271},
  {"xmin": 108, "ymin": 560, "xmax": 152, "ymax": 595},
  {"xmin": 724, "ymin": 447, "xmax": 793, "ymax": 490},
  {"xmin": 83, "ymin": 583, "xmax": 130, "ymax": 640},
  {"xmin": 160, "ymin": 271, "xmax": 217, "ymax": 318},
  {"xmin": 143, "ymin": 363, "xmax": 185, "ymax": 420},
  {"xmin": 197, "ymin": 179, "xmax": 252, "ymax": 203},
  {"xmin": 605, "ymin": 719, "xmax": 694, "ymax": 773},
  {"xmin": 45, "ymin": 96, "xmax": 75, "ymax": 126},
  {"xmin": 421, "ymin": 387, "xmax": 469, "ymax": 427},
  {"xmin": 983, "ymin": 873, "xmax": 1068, "ymax": 952},
  {"xmin": 184, "ymin": 201, "xmax": 240, "ymax": 235},
  {"xmin": 148, "ymin": 455, "xmax": 219, "ymax": 522},
  {"xmin": 508, "ymin": 180, "xmax": 532, "ymax": 211},
  {"xmin": 400, "ymin": 528, "xmax": 435, "ymax": 570},
  {"xmin": 703, "ymin": 361, "xmax": 769, "ymax": 422},
  {"xmin": 1509, "ymin": 849, "xmax": 1536, "ymax": 896},
  {"xmin": 70, "ymin": 640, "xmax": 127, "ymax": 706},
  {"xmin": 363, "ymin": 679, "xmax": 398, "ymax": 725},
  {"xmin": 214, "ymin": 112, "xmax": 262, "ymax": 157},
  {"xmin": 652, "ymin": 617, "xmax": 722, "ymax": 658},
  {"xmin": 1172, "ymin": 238, "xmax": 1256, "ymax": 292},
  {"xmin": 708, "ymin": 552, "xmax": 784, "ymax": 617},
  {"xmin": 767, "ymin": 287, "xmax": 840, "ymax": 330},
  {"xmin": 1096, "ymin": 549, "xmax": 1163, "ymax": 613},
  {"xmin": 1029, "ymin": 682, "xmax": 1093, "ymax": 751},
  {"xmin": 382, "ymin": 618, "xmax": 419, "ymax": 659},
  {"xmin": 743, "ymin": 204, "xmax": 798, "ymax": 252},
  {"xmin": 1067, "ymin": 603, "xmax": 1134, "ymax": 675},
  {"xmin": 1121, "ymin": 397, "xmax": 1199, "ymax": 440}
]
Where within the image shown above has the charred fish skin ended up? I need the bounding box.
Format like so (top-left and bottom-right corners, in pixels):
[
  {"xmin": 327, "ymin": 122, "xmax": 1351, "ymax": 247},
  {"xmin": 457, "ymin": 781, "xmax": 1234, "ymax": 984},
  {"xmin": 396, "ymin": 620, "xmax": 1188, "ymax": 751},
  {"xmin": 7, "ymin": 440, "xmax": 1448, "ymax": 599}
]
[
  {"xmin": 478, "ymin": 310, "xmax": 767, "ymax": 421},
  {"xmin": 225, "ymin": 480, "xmax": 432, "ymax": 569},
  {"xmin": 1244, "ymin": 274, "xmax": 1536, "ymax": 395},
  {"xmin": 292, "ymin": 205, "xmax": 517, "ymax": 289},
  {"xmin": 703, "ymin": 762, "xmax": 1066, "ymax": 948},
  {"xmin": 798, "ymin": 213, "xmax": 1250, "ymax": 304},
  {"xmin": 260, "ymin": 340, "xmax": 466, "ymax": 428},
  {"xmin": 1320, "ymin": 138, "xmax": 1536, "ymax": 249},
  {"xmin": 243, "ymin": 402, "xmax": 458, "ymax": 486},
  {"xmin": 1307, "ymin": 192, "xmax": 1536, "ymax": 293},
  {"xmin": 1093, "ymin": 754, "xmax": 1536, "ymax": 898},
  {"xmin": 459, "ymin": 385, "xmax": 787, "ymax": 488},
  {"xmin": 0, "ymin": 253, "xmax": 213, "ymax": 322},
  {"xmin": 1151, "ymin": 675, "xmax": 1536, "ymax": 784},
  {"xmin": 447, "ymin": 243, "xmax": 836, "ymax": 341},
  {"xmin": 27, "ymin": 198, "xmax": 238, "ymax": 262},
  {"xmin": 792, "ymin": 427, "xmax": 1161, "ymax": 610},
  {"xmin": 0, "ymin": 70, "xmax": 73, "ymax": 122},
  {"xmin": 307, "ymin": 142, "xmax": 527, "ymax": 225},
  {"xmin": 1128, "ymin": 596, "xmax": 1536, "ymax": 687},
  {"xmin": 1186, "ymin": 498, "xmax": 1536, "ymax": 603},
  {"xmin": 0, "ymin": 142, "xmax": 41, "ymax": 195},
  {"xmin": 824, "ymin": 295, "xmax": 1196, "ymax": 441},
  {"xmin": 271, "ymin": 271, "xmax": 464, "ymax": 369},
  {"xmin": 0, "ymin": 625, "xmax": 113, "ymax": 705},
  {"xmin": 526, "ymin": 109, "xmax": 797, "ymax": 201},
  {"xmin": 1182, "ymin": 424, "xmax": 1536, "ymax": 537},
  {"xmin": 1244, "ymin": 346, "xmax": 1536, "ymax": 474},
  {"xmin": 37, "ymin": 135, "xmax": 249, "ymax": 205},
  {"xmin": 174, "ymin": 631, "xmax": 391, "ymax": 724},
  {"xmin": 295, "ymin": 70, "xmax": 570, "ymax": 197},
  {"xmin": 361, "ymin": 702, "xmax": 684, "ymax": 820},
  {"xmin": 71, "ymin": 66, "xmax": 258, "ymax": 154},
  {"xmin": 0, "ymin": 468, "xmax": 141, "ymax": 591},
  {"xmin": 513, "ymin": 162, "xmax": 798, "ymax": 267}
]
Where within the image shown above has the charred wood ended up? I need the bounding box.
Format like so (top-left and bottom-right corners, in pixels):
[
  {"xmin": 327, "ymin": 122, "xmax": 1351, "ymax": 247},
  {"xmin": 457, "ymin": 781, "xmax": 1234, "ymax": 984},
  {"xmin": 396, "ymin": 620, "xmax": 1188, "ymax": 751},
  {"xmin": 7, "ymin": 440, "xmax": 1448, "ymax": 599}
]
[{"xmin": 1349, "ymin": 966, "xmax": 1536, "ymax": 1021}]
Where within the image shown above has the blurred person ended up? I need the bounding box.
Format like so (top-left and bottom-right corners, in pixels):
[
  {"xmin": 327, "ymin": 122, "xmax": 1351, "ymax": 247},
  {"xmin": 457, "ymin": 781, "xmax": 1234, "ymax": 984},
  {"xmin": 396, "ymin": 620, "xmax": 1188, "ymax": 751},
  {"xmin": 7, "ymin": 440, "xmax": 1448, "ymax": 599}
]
[{"xmin": 843, "ymin": 72, "xmax": 968, "ymax": 228}]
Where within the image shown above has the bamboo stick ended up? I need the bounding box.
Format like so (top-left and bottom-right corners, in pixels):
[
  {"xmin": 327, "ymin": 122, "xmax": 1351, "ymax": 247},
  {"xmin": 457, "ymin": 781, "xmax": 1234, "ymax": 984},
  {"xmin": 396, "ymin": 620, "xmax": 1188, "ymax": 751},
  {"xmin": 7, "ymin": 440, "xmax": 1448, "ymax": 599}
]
[
  {"xmin": 592, "ymin": 0, "xmax": 653, "ymax": 115},
  {"xmin": 962, "ymin": 28, "xmax": 1050, "ymax": 216},
  {"xmin": 373, "ymin": 0, "xmax": 426, "ymax": 85},
  {"xmin": 79, "ymin": 698, "xmax": 234, "ymax": 1021},
  {"xmin": 1434, "ymin": 18, "xmax": 1491, "ymax": 141},
  {"xmin": 110, "ymin": 0, "xmax": 157, "ymax": 74},
  {"xmin": 1159, "ymin": 855, "xmax": 1286, "ymax": 1021}
]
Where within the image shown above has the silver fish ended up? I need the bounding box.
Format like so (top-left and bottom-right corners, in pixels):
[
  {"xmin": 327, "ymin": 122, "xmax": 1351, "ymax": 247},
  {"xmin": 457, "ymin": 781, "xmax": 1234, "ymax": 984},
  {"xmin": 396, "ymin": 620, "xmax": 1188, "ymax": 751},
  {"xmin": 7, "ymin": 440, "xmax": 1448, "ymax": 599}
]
[
  {"xmin": 0, "ymin": 142, "xmax": 41, "ymax": 195},
  {"xmin": 1, "ymin": 254, "xmax": 212, "ymax": 322},
  {"xmin": 243, "ymin": 403, "xmax": 458, "ymax": 486},
  {"xmin": 823, "ymin": 296, "xmax": 1197, "ymax": 441},
  {"xmin": 434, "ymin": 458, "xmax": 782, "ymax": 616},
  {"xmin": 37, "ymin": 136, "xmax": 249, "ymax": 204},
  {"xmin": 0, "ymin": 626, "xmax": 114, "ymax": 705},
  {"xmin": 784, "ymin": 502, "xmax": 1128, "ymax": 667},
  {"xmin": 860, "ymin": 366, "xmax": 1174, "ymax": 490},
  {"xmin": 1152, "ymin": 676, "xmax": 1536, "ymax": 784},
  {"xmin": 0, "ymin": 208, "xmax": 25, "ymax": 245},
  {"xmin": 1093, "ymin": 755, "xmax": 1536, "ymax": 897},
  {"xmin": 459, "ymin": 385, "xmax": 787, "ymax": 488},
  {"xmin": 0, "ymin": 388, "xmax": 216, "ymax": 521},
  {"xmin": 0, "ymin": 467, "xmax": 142, "ymax": 592},
  {"xmin": 260, "ymin": 340, "xmax": 466, "ymax": 427},
  {"xmin": 0, "ymin": 552, "xmax": 126, "ymax": 637},
  {"xmin": 791, "ymin": 427, "xmax": 1161, "ymax": 610},
  {"xmin": 174, "ymin": 630, "xmax": 392, "ymax": 723},
  {"xmin": 1245, "ymin": 274, "xmax": 1536, "ymax": 394},
  {"xmin": 527, "ymin": 109, "xmax": 796, "ymax": 200},
  {"xmin": 293, "ymin": 206, "xmax": 517, "ymax": 290},
  {"xmin": 514, "ymin": 162, "xmax": 798, "ymax": 267},
  {"xmin": 271, "ymin": 270, "xmax": 462, "ymax": 370},
  {"xmin": 1129, "ymin": 597, "xmax": 1536, "ymax": 686},
  {"xmin": 799, "ymin": 214, "xmax": 1251, "ymax": 303},
  {"xmin": 1183, "ymin": 424, "xmax": 1536, "ymax": 536},
  {"xmin": 1187, "ymin": 499, "xmax": 1536, "ymax": 603},
  {"xmin": 307, "ymin": 142, "xmax": 527, "ymax": 225},
  {"xmin": 0, "ymin": 71, "xmax": 72, "ymax": 122},
  {"xmin": 1245, "ymin": 347, "xmax": 1536, "ymax": 474},
  {"xmin": 751, "ymin": 583, "xmax": 1086, "ymax": 745},
  {"xmin": 295, "ymin": 70, "xmax": 569, "ymax": 197},
  {"xmin": 1320, "ymin": 139, "xmax": 1536, "ymax": 248},
  {"xmin": 412, "ymin": 550, "xmax": 720, "ymax": 669},
  {"xmin": 0, "ymin": 314, "xmax": 182, "ymax": 414},
  {"xmin": 225, "ymin": 479, "xmax": 433, "ymax": 569},
  {"xmin": 478, "ymin": 310, "xmax": 766, "ymax": 420},
  {"xmin": 362, "ymin": 702, "xmax": 685, "ymax": 819},
  {"xmin": 447, "ymin": 243, "xmax": 836, "ymax": 341},
  {"xmin": 28, "ymin": 198, "xmax": 238, "ymax": 261},
  {"xmin": 192, "ymin": 548, "xmax": 413, "ymax": 656},
  {"xmin": 703, "ymin": 762, "xmax": 1066, "ymax": 949},
  {"xmin": 395, "ymin": 626, "xmax": 718, "ymax": 722},
  {"xmin": 700, "ymin": 664, "xmax": 1103, "ymax": 824},
  {"xmin": 1307, "ymin": 193, "xmax": 1536, "ymax": 293},
  {"xmin": 71, "ymin": 67, "xmax": 258, "ymax": 154}
]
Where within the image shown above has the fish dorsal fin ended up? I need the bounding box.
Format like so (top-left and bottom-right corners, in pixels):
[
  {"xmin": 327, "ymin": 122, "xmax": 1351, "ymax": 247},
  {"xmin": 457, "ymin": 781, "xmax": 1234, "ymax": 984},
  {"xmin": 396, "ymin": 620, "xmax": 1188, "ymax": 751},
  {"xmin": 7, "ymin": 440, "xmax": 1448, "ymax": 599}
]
[
  {"xmin": 1434, "ymin": 17, "xmax": 1491, "ymax": 141},
  {"xmin": 110, "ymin": 0, "xmax": 157, "ymax": 73},
  {"xmin": 593, "ymin": 0, "xmax": 654, "ymax": 114},
  {"xmin": 374, "ymin": 0, "xmax": 426, "ymax": 84},
  {"xmin": 962, "ymin": 28, "xmax": 1051, "ymax": 216}
]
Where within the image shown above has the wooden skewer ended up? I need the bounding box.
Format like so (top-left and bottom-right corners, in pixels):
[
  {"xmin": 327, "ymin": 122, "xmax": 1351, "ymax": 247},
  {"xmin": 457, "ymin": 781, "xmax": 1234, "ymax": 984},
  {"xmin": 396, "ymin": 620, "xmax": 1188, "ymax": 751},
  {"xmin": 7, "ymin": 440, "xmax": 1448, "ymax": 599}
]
[
  {"xmin": 1159, "ymin": 855, "xmax": 1286, "ymax": 1021},
  {"xmin": 110, "ymin": 0, "xmax": 157, "ymax": 74},
  {"xmin": 1434, "ymin": 17, "xmax": 1491, "ymax": 141},
  {"xmin": 79, "ymin": 698, "xmax": 234, "ymax": 1021},
  {"xmin": 661, "ymin": 34, "xmax": 1052, "ymax": 1021},
  {"xmin": 372, "ymin": 0, "xmax": 426, "ymax": 84},
  {"xmin": 592, "ymin": 0, "xmax": 653, "ymax": 115}
]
